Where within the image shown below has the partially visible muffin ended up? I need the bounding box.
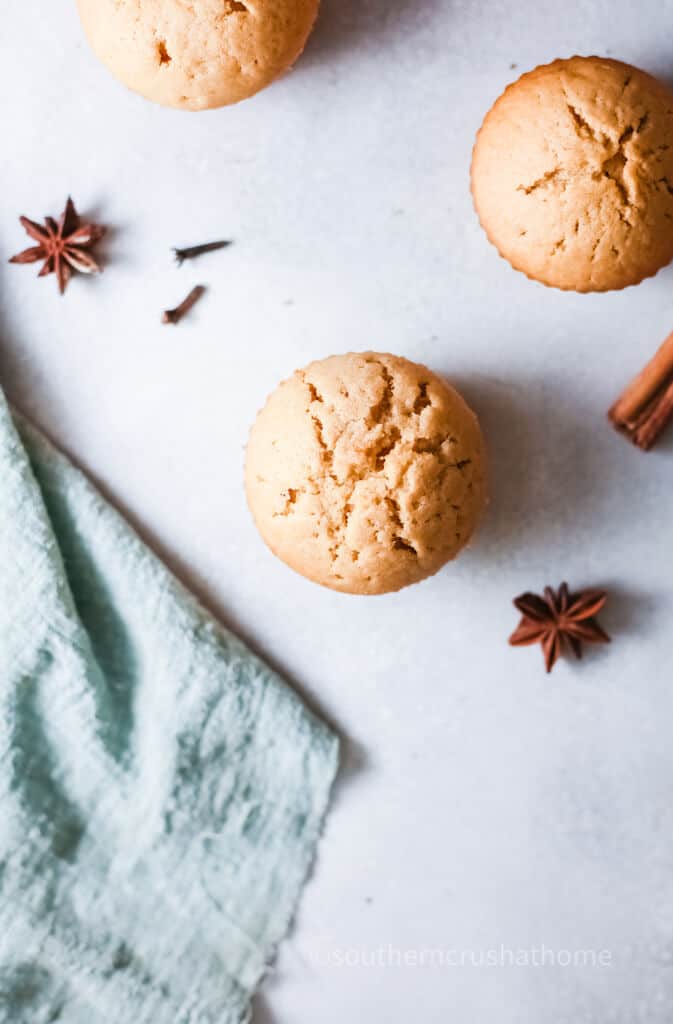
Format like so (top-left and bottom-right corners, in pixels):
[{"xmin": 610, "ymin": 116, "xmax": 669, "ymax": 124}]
[
  {"xmin": 245, "ymin": 352, "xmax": 487, "ymax": 595},
  {"xmin": 471, "ymin": 57, "xmax": 673, "ymax": 292},
  {"xmin": 76, "ymin": 0, "xmax": 319, "ymax": 111}
]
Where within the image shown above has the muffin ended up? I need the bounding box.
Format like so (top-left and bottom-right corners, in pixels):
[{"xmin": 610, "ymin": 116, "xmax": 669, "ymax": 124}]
[
  {"xmin": 76, "ymin": 0, "xmax": 319, "ymax": 111},
  {"xmin": 471, "ymin": 57, "xmax": 673, "ymax": 292},
  {"xmin": 245, "ymin": 352, "xmax": 487, "ymax": 595}
]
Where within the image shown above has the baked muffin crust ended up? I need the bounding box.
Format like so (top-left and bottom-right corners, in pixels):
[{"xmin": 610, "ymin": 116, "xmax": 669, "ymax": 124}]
[
  {"xmin": 77, "ymin": 0, "xmax": 319, "ymax": 110},
  {"xmin": 471, "ymin": 57, "xmax": 673, "ymax": 291},
  {"xmin": 245, "ymin": 353, "xmax": 487, "ymax": 595}
]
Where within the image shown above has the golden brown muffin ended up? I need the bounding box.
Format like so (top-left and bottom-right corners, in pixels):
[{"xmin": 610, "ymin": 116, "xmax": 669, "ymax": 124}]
[
  {"xmin": 76, "ymin": 0, "xmax": 319, "ymax": 111},
  {"xmin": 471, "ymin": 56, "xmax": 673, "ymax": 292},
  {"xmin": 245, "ymin": 353, "xmax": 487, "ymax": 595}
]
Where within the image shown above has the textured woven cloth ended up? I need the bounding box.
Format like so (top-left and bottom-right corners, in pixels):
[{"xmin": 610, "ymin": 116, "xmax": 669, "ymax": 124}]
[{"xmin": 0, "ymin": 392, "xmax": 339, "ymax": 1024}]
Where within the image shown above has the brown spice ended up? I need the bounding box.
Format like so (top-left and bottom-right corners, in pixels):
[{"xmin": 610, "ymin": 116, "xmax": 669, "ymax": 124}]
[
  {"xmin": 608, "ymin": 330, "xmax": 673, "ymax": 450},
  {"xmin": 162, "ymin": 285, "xmax": 206, "ymax": 325},
  {"xmin": 509, "ymin": 583, "xmax": 610, "ymax": 674},
  {"xmin": 173, "ymin": 240, "xmax": 232, "ymax": 266},
  {"xmin": 9, "ymin": 197, "xmax": 105, "ymax": 295}
]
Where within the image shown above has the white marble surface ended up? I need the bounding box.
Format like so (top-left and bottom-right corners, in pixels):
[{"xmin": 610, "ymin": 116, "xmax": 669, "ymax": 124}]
[{"xmin": 3, "ymin": 2, "xmax": 673, "ymax": 1021}]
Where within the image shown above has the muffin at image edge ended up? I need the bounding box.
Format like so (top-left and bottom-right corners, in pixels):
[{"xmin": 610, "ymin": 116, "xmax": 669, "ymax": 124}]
[
  {"xmin": 76, "ymin": 0, "xmax": 320, "ymax": 110},
  {"xmin": 471, "ymin": 56, "xmax": 673, "ymax": 292}
]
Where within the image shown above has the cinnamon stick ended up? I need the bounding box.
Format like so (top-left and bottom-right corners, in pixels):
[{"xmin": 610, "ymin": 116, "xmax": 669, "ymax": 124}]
[{"xmin": 608, "ymin": 330, "xmax": 673, "ymax": 450}]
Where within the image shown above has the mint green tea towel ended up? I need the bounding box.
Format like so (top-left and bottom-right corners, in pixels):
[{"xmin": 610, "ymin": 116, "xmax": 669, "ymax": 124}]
[{"xmin": 0, "ymin": 390, "xmax": 339, "ymax": 1024}]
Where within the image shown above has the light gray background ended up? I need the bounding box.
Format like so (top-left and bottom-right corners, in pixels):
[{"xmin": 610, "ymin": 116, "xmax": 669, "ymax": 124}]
[{"xmin": 2, "ymin": 2, "xmax": 673, "ymax": 1021}]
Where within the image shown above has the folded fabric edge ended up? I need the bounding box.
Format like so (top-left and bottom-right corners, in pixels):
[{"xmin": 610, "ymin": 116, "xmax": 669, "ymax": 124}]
[
  {"xmin": 5, "ymin": 405, "xmax": 342, "ymax": 1023},
  {"xmin": 9, "ymin": 734, "xmax": 340, "ymax": 1024},
  {"xmin": 238, "ymin": 735, "xmax": 340, "ymax": 1022}
]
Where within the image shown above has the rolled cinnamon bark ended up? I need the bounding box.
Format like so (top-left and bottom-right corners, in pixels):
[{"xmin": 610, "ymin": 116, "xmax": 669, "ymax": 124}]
[{"xmin": 609, "ymin": 331, "xmax": 673, "ymax": 450}]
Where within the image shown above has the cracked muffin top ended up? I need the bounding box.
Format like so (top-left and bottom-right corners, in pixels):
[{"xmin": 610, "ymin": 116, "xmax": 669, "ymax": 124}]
[
  {"xmin": 471, "ymin": 56, "xmax": 673, "ymax": 292},
  {"xmin": 245, "ymin": 353, "xmax": 487, "ymax": 595},
  {"xmin": 76, "ymin": 0, "xmax": 319, "ymax": 110}
]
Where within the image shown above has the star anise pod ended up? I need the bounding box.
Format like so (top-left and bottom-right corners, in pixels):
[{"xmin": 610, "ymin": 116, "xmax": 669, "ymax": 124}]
[
  {"xmin": 509, "ymin": 583, "xmax": 610, "ymax": 673},
  {"xmin": 9, "ymin": 197, "xmax": 105, "ymax": 295}
]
